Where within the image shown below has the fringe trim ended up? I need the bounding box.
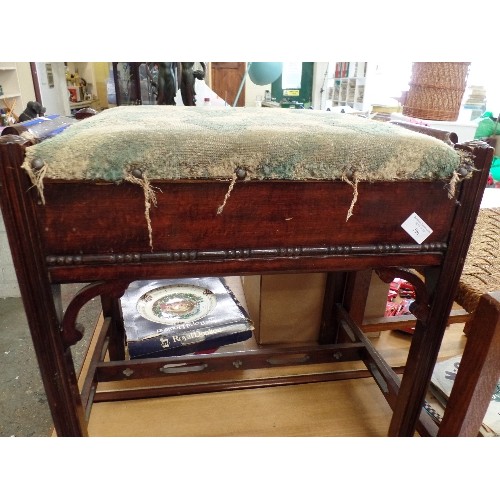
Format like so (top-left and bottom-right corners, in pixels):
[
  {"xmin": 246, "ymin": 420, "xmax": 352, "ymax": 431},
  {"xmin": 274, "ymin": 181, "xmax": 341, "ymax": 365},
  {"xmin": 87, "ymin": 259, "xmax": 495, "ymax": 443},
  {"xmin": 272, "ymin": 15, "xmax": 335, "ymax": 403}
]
[
  {"xmin": 446, "ymin": 149, "xmax": 477, "ymax": 200},
  {"xmin": 22, "ymin": 162, "xmax": 48, "ymax": 205},
  {"xmin": 446, "ymin": 170, "xmax": 460, "ymax": 199},
  {"xmin": 125, "ymin": 172, "xmax": 158, "ymax": 250},
  {"xmin": 342, "ymin": 172, "xmax": 359, "ymax": 221},
  {"xmin": 217, "ymin": 172, "xmax": 238, "ymax": 215}
]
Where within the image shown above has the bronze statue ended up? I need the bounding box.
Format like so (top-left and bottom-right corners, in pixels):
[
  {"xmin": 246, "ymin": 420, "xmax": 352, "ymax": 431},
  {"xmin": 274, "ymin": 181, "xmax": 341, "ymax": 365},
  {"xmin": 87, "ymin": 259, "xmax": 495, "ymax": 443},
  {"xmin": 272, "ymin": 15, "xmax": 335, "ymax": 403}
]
[
  {"xmin": 180, "ymin": 62, "xmax": 206, "ymax": 106},
  {"xmin": 146, "ymin": 62, "xmax": 206, "ymax": 106},
  {"xmin": 155, "ymin": 62, "xmax": 178, "ymax": 105}
]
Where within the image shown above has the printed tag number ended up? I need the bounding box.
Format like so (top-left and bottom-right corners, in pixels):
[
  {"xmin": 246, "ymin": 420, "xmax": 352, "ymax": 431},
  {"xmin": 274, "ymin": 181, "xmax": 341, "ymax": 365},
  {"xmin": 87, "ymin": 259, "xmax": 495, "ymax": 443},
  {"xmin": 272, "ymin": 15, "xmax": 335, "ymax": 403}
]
[{"xmin": 401, "ymin": 213, "xmax": 433, "ymax": 244}]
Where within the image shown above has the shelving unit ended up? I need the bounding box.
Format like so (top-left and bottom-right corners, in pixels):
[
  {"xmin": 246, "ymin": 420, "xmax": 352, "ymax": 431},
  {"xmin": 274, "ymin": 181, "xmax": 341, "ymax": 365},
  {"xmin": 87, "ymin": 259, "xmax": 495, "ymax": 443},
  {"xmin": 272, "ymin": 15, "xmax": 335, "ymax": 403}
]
[
  {"xmin": 326, "ymin": 61, "xmax": 372, "ymax": 112},
  {"xmin": 69, "ymin": 99, "xmax": 100, "ymax": 111},
  {"xmin": 0, "ymin": 63, "xmax": 23, "ymax": 119},
  {"xmin": 66, "ymin": 62, "xmax": 109, "ymax": 111}
]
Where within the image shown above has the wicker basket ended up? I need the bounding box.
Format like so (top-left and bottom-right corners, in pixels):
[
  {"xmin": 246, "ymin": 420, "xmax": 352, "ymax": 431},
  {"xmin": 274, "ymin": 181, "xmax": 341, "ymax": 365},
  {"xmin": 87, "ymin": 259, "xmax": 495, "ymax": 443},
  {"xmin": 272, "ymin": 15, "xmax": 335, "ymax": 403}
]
[{"xmin": 403, "ymin": 62, "xmax": 470, "ymax": 121}]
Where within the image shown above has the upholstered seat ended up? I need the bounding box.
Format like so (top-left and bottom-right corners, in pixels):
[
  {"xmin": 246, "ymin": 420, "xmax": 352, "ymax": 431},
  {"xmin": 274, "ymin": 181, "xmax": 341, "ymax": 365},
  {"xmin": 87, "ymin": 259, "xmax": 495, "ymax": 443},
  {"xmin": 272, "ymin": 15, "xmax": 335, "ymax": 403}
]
[{"xmin": 22, "ymin": 106, "xmax": 464, "ymax": 183}]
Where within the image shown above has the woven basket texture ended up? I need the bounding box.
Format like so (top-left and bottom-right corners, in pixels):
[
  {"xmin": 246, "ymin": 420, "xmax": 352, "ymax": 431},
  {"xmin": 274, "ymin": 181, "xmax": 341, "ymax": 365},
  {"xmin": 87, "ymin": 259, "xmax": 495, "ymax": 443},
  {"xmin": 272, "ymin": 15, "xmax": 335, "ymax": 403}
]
[
  {"xmin": 403, "ymin": 62, "xmax": 470, "ymax": 121},
  {"xmin": 455, "ymin": 207, "xmax": 500, "ymax": 315}
]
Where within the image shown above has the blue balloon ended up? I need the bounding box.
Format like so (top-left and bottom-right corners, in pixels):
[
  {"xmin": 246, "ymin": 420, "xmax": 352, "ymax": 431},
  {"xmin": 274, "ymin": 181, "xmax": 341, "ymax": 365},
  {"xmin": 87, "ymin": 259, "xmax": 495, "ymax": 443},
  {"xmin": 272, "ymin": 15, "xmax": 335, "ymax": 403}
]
[{"xmin": 248, "ymin": 62, "xmax": 283, "ymax": 85}]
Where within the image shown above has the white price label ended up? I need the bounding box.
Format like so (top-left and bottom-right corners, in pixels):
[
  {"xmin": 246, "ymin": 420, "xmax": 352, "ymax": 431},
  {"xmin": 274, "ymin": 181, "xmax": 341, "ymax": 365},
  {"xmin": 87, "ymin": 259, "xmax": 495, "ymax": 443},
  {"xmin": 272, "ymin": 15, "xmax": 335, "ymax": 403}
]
[{"xmin": 401, "ymin": 212, "xmax": 433, "ymax": 244}]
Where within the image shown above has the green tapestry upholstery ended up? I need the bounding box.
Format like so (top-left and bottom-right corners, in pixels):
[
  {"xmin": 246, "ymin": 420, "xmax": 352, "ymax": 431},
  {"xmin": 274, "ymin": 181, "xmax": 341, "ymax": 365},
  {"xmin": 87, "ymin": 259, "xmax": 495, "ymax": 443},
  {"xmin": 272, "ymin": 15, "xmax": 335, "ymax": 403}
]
[{"xmin": 21, "ymin": 106, "xmax": 464, "ymax": 183}]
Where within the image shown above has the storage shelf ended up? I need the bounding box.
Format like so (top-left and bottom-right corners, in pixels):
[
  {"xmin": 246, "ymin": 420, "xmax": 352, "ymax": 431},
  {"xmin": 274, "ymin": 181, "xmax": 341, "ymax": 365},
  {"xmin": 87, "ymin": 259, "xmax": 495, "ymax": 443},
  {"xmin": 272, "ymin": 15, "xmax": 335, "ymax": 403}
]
[
  {"xmin": 327, "ymin": 62, "xmax": 371, "ymax": 112},
  {"xmin": 69, "ymin": 99, "xmax": 99, "ymax": 110},
  {"xmin": 1, "ymin": 93, "xmax": 21, "ymax": 100},
  {"xmin": 0, "ymin": 62, "xmax": 25, "ymax": 116}
]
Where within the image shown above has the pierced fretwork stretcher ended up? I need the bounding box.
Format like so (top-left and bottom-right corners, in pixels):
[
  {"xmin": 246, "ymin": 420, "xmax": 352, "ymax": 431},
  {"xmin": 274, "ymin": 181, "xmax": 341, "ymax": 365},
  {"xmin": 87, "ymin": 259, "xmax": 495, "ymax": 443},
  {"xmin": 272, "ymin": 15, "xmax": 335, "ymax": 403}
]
[{"xmin": 0, "ymin": 106, "xmax": 494, "ymax": 436}]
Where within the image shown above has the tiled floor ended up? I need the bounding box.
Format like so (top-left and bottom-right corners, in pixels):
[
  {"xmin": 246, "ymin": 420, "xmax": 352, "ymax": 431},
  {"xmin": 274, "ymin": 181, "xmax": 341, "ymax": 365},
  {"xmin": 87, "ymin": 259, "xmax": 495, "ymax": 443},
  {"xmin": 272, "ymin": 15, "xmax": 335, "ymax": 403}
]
[
  {"xmin": 0, "ymin": 284, "xmax": 100, "ymax": 436},
  {"xmin": 0, "ymin": 296, "xmax": 52, "ymax": 436}
]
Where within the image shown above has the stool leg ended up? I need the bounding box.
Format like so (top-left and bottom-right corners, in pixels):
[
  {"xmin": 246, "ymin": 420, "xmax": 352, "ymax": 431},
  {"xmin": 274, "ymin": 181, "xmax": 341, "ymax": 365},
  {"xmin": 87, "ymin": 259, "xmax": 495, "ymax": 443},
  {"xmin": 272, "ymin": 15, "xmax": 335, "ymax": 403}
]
[
  {"xmin": 101, "ymin": 294, "xmax": 126, "ymax": 361},
  {"xmin": 438, "ymin": 291, "xmax": 500, "ymax": 436}
]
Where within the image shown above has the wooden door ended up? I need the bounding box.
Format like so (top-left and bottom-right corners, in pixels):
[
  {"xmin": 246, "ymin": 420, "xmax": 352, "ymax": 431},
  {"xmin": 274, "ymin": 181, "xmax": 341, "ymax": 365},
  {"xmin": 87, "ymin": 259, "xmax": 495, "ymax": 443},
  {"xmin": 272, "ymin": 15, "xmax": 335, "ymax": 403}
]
[{"xmin": 210, "ymin": 62, "xmax": 246, "ymax": 106}]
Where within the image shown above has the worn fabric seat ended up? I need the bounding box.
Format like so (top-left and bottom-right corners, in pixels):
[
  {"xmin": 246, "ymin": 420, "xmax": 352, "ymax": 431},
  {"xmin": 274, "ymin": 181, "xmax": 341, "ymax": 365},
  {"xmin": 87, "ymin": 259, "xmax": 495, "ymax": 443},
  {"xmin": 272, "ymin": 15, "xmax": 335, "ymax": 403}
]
[{"xmin": 21, "ymin": 105, "xmax": 465, "ymax": 183}]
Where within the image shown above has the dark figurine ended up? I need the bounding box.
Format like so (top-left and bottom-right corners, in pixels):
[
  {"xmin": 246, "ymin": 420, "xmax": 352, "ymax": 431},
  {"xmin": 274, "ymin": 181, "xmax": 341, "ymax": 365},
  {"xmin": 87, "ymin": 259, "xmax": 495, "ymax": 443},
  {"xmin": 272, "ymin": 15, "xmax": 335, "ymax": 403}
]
[
  {"xmin": 180, "ymin": 62, "xmax": 206, "ymax": 106},
  {"xmin": 156, "ymin": 62, "xmax": 178, "ymax": 105},
  {"xmin": 19, "ymin": 101, "xmax": 46, "ymax": 122},
  {"xmin": 146, "ymin": 62, "xmax": 206, "ymax": 106}
]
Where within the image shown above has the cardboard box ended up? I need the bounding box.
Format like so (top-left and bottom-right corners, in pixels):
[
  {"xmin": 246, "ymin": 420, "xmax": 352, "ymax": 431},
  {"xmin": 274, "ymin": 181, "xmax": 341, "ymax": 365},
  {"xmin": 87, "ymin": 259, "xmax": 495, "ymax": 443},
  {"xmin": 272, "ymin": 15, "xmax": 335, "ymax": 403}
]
[
  {"xmin": 243, "ymin": 273, "xmax": 327, "ymax": 345},
  {"xmin": 242, "ymin": 272, "xmax": 389, "ymax": 345},
  {"xmin": 363, "ymin": 272, "xmax": 391, "ymax": 324}
]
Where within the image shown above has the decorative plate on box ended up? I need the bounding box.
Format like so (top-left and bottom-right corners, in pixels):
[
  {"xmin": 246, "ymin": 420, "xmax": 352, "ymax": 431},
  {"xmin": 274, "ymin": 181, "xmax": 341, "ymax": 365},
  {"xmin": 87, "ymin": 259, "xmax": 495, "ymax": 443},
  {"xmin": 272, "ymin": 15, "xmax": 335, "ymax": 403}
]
[{"xmin": 136, "ymin": 284, "xmax": 217, "ymax": 325}]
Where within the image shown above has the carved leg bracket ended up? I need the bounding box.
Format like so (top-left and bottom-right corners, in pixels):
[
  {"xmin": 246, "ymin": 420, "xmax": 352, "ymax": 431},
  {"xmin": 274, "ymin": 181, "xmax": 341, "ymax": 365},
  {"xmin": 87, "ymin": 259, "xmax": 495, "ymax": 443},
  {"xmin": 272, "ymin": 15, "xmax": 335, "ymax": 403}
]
[{"xmin": 61, "ymin": 280, "xmax": 131, "ymax": 348}]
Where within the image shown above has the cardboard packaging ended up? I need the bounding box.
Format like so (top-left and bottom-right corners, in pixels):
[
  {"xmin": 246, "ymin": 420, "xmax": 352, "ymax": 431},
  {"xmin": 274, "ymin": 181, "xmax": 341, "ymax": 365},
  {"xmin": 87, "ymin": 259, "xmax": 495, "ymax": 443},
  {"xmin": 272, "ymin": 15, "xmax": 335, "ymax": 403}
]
[
  {"xmin": 242, "ymin": 272, "xmax": 389, "ymax": 345},
  {"xmin": 363, "ymin": 272, "xmax": 392, "ymax": 325},
  {"xmin": 242, "ymin": 273, "xmax": 327, "ymax": 345},
  {"xmin": 121, "ymin": 277, "xmax": 253, "ymax": 358}
]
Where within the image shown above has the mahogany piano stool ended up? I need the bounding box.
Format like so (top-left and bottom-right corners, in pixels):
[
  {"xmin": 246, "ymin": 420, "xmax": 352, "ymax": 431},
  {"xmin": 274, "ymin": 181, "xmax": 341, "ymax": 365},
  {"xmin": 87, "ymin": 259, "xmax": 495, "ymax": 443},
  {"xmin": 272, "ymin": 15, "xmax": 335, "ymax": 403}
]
[{"xmin": 0, "ymin": 107, "xmax": 494, "ymax": 437}]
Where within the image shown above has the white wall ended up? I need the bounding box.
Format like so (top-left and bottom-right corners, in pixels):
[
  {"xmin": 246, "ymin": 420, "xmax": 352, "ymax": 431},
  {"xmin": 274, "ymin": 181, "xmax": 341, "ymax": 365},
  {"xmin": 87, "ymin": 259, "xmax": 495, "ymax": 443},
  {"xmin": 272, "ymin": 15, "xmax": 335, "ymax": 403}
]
[
  {"xmin": 468, "ymin": 60, "xmax": 500, "ymax": 116},
  {"xmin": 15, "ymin": 62, "xmax": 36, "ymax": 111},
  {"xmin": 244, "ymin": 78, "xmax": 271, "ymax": 107},
  {"xmin": 35, "ymin": 62, "xmax": 70, "ymax": 116}
]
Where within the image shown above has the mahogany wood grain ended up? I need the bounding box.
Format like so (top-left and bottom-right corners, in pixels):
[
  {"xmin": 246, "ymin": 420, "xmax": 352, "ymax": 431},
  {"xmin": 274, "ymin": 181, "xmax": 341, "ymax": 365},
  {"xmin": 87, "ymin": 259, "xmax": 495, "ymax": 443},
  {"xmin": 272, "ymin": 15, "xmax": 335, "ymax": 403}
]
[
  {"xmin": 37, "ymin": 179, "xmax": 455, "ymax": 288},
  {"xmin": 39, "ymin": 180, "xmax": 457, "ymax": 256}
]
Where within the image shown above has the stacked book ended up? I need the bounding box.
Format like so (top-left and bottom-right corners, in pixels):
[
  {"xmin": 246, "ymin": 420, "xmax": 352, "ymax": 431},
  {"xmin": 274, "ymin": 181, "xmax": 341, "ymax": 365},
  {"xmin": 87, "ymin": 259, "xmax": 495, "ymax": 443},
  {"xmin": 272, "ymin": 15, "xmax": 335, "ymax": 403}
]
[
  {"xmin": 426, "ymin": 355, "xmax": 500, "ymax": 437},
  {"xmin": 121, "ymin": 277, "xmax": 254, "ymax": 358},
  {"xmin": 464, "ymin": 85, "xmax": 487, "ymax": 106}
]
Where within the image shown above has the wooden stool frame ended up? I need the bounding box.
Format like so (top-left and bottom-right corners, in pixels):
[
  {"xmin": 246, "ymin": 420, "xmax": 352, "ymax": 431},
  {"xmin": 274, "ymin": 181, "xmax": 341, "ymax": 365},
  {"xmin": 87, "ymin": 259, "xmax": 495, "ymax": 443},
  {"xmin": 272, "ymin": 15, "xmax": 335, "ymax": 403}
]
[{"xmin": 0, "ymin": 133, "xmax": 493, "ymax": 437}]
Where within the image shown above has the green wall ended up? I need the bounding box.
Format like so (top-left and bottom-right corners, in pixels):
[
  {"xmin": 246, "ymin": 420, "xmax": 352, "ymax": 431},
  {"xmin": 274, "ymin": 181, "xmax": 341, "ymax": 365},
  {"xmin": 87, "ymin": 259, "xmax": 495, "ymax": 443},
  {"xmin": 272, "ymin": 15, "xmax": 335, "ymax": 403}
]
[{"xmin": 271, "ymin": 62, "xmax": 314, "ymax": 107}]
